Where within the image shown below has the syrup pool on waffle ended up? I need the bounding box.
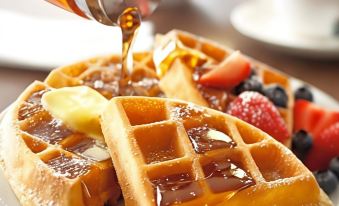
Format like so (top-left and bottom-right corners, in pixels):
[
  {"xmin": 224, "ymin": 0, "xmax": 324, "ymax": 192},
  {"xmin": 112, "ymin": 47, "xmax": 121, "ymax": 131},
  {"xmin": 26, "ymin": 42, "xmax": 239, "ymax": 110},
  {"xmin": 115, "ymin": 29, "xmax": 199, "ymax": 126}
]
[
  {"xmin": 151, "ymin": 157, "xmax": 255, "ymax": 206},
  {"xmin": 186, "ymin": 125, "xmax": 236, "ymax": 154},
  {"xmin": 80, "ymin": 62, "xmax": 164, "ymax": 99},
  {"xmin": 13, "ymin": 82, "xmax": 119, "ymax": 205},
  {"xmin": 101, "ymin": 96, "xmax": 329, "ymax": 205}
]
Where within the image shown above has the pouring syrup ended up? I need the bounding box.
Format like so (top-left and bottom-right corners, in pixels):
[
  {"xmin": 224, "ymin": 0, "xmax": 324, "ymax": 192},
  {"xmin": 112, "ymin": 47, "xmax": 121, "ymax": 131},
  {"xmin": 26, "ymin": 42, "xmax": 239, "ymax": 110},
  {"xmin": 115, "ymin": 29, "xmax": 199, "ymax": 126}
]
[
  {"xmin": 45, "ymin": 0, "xmax": 158, "ymax": 94},
  {"xmin": 117, "ymin": 7, "xmax": 141, "ymax": 94}
]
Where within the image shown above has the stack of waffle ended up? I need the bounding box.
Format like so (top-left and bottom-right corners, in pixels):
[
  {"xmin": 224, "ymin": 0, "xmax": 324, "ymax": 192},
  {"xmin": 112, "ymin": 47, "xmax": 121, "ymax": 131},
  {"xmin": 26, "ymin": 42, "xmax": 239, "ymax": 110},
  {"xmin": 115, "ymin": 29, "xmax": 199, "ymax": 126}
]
[{"xmin": 0, "ymin": 30, "xmax": 333, "ymax": 206}]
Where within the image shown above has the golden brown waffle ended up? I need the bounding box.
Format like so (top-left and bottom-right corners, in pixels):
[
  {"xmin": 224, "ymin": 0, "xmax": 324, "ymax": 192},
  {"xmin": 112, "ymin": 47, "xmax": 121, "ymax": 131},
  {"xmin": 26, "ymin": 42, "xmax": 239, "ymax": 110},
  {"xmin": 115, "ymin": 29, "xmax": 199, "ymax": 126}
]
[
  {"xmin": 0, "ymin": 81, "xmax": 120, "ymax": 206},
  {"xmin": 0, "ymin": 52, "xmax": 165, "ymax": 205},
  {"xmin": 154, "ymin": 30, "xmax": 294, "ymax": 146},
  {"xmin": 101, "ymin": 96, "xmax": 332, "ymax": 206},
  {"xmin": 45, "ymin": 53, "xmax": 163, "ymax": 99}
]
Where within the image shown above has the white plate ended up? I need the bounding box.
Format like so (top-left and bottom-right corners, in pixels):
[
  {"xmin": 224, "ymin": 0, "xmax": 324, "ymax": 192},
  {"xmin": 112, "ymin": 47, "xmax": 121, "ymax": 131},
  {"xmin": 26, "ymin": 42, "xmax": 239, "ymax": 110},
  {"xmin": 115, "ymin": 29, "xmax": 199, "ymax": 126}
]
[
  {"xmin": 230, "ymin": 0, "xmax": 339, "ymax": 59},
  {"xmin": 0, "ymin": 0, "xmax": 154, "ymax": 70},
  {"xmin": 0, "ymin": 78, "xmax": 338, "ymax": 205}
]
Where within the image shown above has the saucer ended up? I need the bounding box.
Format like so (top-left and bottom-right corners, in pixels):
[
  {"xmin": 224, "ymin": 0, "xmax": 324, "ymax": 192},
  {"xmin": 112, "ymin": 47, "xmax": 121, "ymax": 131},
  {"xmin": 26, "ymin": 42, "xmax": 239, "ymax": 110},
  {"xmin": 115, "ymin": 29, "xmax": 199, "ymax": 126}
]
[{"xmin": 230, "ymin": 0, "xmax": 339, "ymax": 59}]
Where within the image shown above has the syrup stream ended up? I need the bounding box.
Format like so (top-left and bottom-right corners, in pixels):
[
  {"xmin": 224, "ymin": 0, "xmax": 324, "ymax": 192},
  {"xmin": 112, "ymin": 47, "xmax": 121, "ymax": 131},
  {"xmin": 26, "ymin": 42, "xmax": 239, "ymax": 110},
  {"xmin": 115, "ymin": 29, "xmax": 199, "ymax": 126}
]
[{"xmin": 118, "ymin": 7, "xmax": 141, "ymax": 94}]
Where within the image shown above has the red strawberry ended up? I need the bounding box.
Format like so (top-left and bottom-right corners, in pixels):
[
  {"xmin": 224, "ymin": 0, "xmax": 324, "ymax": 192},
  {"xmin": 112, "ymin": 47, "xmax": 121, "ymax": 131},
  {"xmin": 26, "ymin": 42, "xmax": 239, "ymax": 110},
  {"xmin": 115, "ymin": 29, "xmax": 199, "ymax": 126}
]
[
  {"xmin": 304, "ymin": 122, "xmax": 339, "ymax": 171},
  {"xmin": 199, "ymin": 51, "xmax": 251, "ymax": 90},
  {"xmin": 294, "ymin": 100, "xmax": 339, "ymax": 138},
  {"xmin": 227, "ymin": 91, "xmax": 290, "ymax": 143}
]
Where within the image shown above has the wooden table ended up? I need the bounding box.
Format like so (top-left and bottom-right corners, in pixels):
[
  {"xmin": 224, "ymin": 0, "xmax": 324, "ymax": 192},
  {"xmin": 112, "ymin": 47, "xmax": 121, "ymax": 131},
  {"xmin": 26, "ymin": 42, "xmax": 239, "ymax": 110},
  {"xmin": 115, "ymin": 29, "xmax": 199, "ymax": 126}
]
[{"xmin": 0, "ymin": 2, "xmax": 338, "ymax": 111}]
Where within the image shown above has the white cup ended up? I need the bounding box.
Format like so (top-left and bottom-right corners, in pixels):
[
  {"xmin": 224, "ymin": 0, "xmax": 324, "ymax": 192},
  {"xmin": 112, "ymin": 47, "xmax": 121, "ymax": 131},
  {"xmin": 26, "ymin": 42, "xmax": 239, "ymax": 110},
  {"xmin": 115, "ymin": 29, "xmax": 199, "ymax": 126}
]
[{"xmin": 273, "ymin": 0, "xmax": 339, "ymax": 38}]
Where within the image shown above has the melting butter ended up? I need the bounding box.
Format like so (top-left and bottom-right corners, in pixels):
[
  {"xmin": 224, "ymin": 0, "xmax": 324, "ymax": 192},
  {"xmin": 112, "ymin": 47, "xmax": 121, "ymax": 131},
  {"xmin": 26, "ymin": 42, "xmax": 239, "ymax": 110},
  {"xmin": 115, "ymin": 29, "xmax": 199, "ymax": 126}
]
[{"xmin": 41, "ymin": 86, "xmax": 108, "ymax": 140}]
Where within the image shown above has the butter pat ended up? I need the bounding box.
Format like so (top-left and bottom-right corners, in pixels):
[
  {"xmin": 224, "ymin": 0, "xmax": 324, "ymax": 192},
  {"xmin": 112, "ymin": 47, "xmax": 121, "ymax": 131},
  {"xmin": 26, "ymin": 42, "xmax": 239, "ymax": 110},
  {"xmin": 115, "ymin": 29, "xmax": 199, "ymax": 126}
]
[{"xmin": 41, "ymin": 86, "xmax": 108, "ymax": 140}]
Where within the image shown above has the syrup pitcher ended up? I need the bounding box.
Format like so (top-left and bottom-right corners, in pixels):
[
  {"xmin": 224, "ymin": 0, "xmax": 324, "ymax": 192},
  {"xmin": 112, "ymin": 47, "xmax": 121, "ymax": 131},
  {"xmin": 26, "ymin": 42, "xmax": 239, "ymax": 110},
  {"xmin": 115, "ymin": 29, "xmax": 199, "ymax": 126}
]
[{"xmin": 45, "ymin": 0, "xmax": 160, "ymax": 25}]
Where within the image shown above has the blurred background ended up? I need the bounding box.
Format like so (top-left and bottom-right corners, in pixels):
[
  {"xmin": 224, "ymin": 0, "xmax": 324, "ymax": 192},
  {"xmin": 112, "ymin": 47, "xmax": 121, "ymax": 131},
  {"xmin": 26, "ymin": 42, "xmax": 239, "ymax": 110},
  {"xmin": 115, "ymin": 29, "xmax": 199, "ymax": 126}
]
[{"xmin": 0, "ymin": 0, "xmax": 338, "ymax": 110}]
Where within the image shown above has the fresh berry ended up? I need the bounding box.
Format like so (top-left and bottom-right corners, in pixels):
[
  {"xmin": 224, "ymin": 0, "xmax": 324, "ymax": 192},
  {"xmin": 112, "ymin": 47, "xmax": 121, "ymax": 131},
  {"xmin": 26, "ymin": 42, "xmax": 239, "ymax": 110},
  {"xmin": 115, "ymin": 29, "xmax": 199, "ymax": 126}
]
[
  {"xmin": 227, "ymin": 91, "xmax": 289, "ymax": 143},
  {"xmin": 305, "ymin": 122, "xmax": 339, "ymax": 171},
  {"xmin": 292, "ymin": 130, "xmax": 313, "ymax": 160},
  {"xmin": 330, "ymin": 157, "xmax": 339, "ymax": 178},
  {"xmin": 233, "ymin": 77, "xmax": 263, "ymax": 95},
  {"xmin": 199, "ymin": 51, "xmax": 251, "ymax": 90},
  {"xmin": 314, "ymin": 170, "xmax": 338, "ymax": 194},
  {"xmin": 295, "ymin": 86, "xmax": 314, "ymax": 102},
  {"xmin": 294, "ymin": 100, "xmax": 339, "ymax": 138},
  {"xmin": 264, "ymin": 84, "xmax": 288, "ymax": 108}
]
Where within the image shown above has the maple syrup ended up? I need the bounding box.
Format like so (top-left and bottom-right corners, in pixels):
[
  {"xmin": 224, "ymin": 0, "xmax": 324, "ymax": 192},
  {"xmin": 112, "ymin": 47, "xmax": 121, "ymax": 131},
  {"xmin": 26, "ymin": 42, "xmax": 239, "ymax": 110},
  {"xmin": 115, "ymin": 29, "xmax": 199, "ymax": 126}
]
[
  {"xmin": 82, "ymin": 66, "xmax": 164, "ymax": 98},
  {"xmin": 18, "ymin": 89, "xmax": 49, "ymax": 120},
  {"xmin": 46, "ymin": 154, "xmax": 90, "ymax": 179},
  {"xmin": 118, "ymin": 7, "xmax": 141, "ymax": 77},
  {"xmin": 153, "ymin": 37, "xmax": 208, "ymax": 78},
  {"xmin": 202, "ymin": 159, "xmax": 255, "ymax": 193},
  {"xmin": 186, "ymin": 125, "xmax": 236, "ymax": 154},
  {"xmin": 151, "ymin": 172, "xmax": 202, "ymax": 206},
  {"xmin": 24, "ymin": 115, "xmax": 73, "ymax": 144},
  {"xmin": 193, "ymin": 67, "xmax": 230, "ymax": 112},
  {"xmin": 117, "ymin": 7, "xmax": 141, "ymax": 94},
  {"xmin": 82, "ymin": 68, "xmax": 121, "ymax": 99},
  {"xmin": 66, "ymin": 137, "xmax": 111, "ymax": 161},
  {"xmin": 150, "ymin": 159, "xmax": 255, "ymax": 205}
]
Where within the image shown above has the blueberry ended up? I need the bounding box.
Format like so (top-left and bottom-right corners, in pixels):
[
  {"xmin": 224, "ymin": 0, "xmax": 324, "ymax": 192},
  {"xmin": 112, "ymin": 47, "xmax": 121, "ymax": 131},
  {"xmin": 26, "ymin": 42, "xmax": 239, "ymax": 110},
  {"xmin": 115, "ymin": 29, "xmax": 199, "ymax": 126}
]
[
  {"xmin": 295, "ymin": 86, "xmax": 314, "ymax": 102},
  {"xmin": 234, "ymin": 77, "xmax": 263, "ymax": 95},
  {"xmin": 292, "ymin": 130, "xmax": 313, "ymax": 160},
  {"xmin": 264, "ymin": 84, "xmax": 288, "ymax": 108},
  {"xmin": 314, "ymin": 170, "xmax": 338, "ymax": 194},
  {"xmin": 330, "ymin": 157, "xmax": 339, "ymax": 178}
]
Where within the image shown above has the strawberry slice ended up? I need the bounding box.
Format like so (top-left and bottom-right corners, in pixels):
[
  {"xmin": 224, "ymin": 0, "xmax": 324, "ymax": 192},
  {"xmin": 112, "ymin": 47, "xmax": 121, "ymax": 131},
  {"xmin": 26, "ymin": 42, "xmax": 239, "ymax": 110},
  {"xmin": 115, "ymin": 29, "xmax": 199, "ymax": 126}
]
[
  {"xmin": 199, "ymin": 51, "xmax": 251, "ymax": 90},
  {"xmin": 305, "ymin": 122, "xmax": 339, "ymax": 171},
  {"xmin": 294, "ymin": 100, "xmax": 339, "ymax": 138},
  {"xmin": 227, "ymin": 91, "xmax": 290, "ymax": 143}
]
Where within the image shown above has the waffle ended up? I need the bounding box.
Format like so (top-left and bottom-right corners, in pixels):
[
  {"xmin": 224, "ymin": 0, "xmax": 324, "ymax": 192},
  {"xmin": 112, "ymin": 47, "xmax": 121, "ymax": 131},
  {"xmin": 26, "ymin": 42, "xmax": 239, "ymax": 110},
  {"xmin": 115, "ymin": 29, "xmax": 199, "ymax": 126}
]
[
  {"xmin": 45, "ymin": 53, "xmax": 163, "ymax": 98},
  {"xmin": 0, "ymin": 53, "xmax": 164, "ymax": 206},
  {"xmin": 0, "ymin": 81, "xmax": 120, "ymax": 205},
  {"xmin": 153, "ymin": 30, "xmax": 294, "ymax": 146},
  {"xmin": 101, "ymin": 96, "xmax": 332, "ymax": 206}
]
